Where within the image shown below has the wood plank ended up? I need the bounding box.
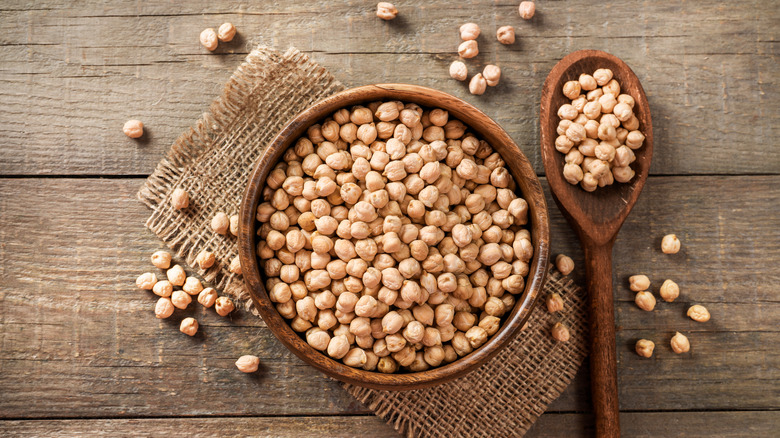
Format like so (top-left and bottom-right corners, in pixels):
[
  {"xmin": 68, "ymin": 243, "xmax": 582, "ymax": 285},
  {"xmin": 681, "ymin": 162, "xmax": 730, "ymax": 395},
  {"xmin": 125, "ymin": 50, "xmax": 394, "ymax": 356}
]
[
  {"xmin": 1, "ymin": 176, "xmax": 778, "ymax": 419},
  {"xmin": 1, "ymin": 0, "xmax": 777, "ymax": 175},
  {"xmin": 2, "ymin": 411, "xmax": 778, "ymax": 437}
]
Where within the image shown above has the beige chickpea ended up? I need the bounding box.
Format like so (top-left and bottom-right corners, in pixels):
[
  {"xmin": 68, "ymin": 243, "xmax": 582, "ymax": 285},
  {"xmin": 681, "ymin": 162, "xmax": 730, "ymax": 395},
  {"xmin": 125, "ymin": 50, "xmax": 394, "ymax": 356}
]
[
  {"xmin": 377, "ymin": 356, "xmax": 399, "ymax": 373},
  {"xmin": 183, "ymin": 277, "xmax": 203, "ymax": 295},
  {"xmin": 687, "ymin": 304, "xmax": 711, "ymax": 322},
  {"xmin": 122, "ymin": 119, "xmax": 144, "ymax": 139},
  {"xmin": 565, "ymin": 122, "xmax": 586, "ymax": 143},
  {"xmin": 583, "ymin": 100, "xmax": 602, "ymax": 120},
  {"xmin": 179, "ymin": 317, "xmax": 198, "ymax": 336},
  {"xmin": 661, "ymin": 234, "xmax": 681, "ymax": 254},
  {"xmin": 154, "ymin": 297, "xmax": 175, "ymax": 319},
  {"xmin": 452, "ymin": 311, "xmax": 476, "ymax": 332},
  {"xmin": 150, "ymin": 250, "xmax": 172, "ymax": 270},
  {"xmin": 562, "ymin": 163, "xmax": 584, "ymax": 185},
  {"xmin": 595, "ymin": 142, "xmax": 616, "ymax": 162},
  {"xmin": 171, "ymin": 188, "xmax": 189, "ymax": 210},
  {"xmin": 152, "ymin": 280, "xmax": 172, "ymax": 298},
  {"xmin": 592, "ymin": 68, "xmax": 613, "ymax": 86},
  {"xmin": 451, "ymin": 332, "xmax": 473, "ymax": 356},
  {"xmin": 612, "ymin": 166, "xmax": 635, "ymax": 183},
  {"xmin": 468, "ymin": 73, "xmax": 487, "ymax": 96},
  {"xmin": 496, "ymin": 25, "xmax": 515, "ymax": 44},
  {"xmin": 233, "ymin": 355, "xmax": 260, "ymax": 373},
  {"xmin": 385, "ymin": 333, "xmax": 407, "ymax": 353},
  {"xmin": 617, "ymin": 94, "xmax": 635, "ymax": 109},
  {"xmin": 613, "ymin": 102, "xmax": 633, "ymax": 122},
  {"xmin": 217, "ymin": 22, "xmax": 237, "ymax": 42},
  {"xmin": 459, "ymin": 22, "xmax": 481, "ymax": 41},
  {"xmin": 381, "ymin": 311, "xmax": 405, "ymax": 334},
  {"xmin": 166, "ymin": 264, "xmax": 186, "ymax": 287},
  {"xmin": 269, "ymin": 211, "xmax": 290, "ymax": 231},
  {"xmin": 554, "ymin": 254, "xmax": 574, "ymax": 275},
  {"xmin": 458, "ymin": 40, "xmax": 479, "ymax": 59},
  {"xmin": 465, "ymin": 326, "xmax": 488, "ymax": 349},
  {"xmin": 446, "ymin": 60, "xmax": 468, "ymax": 82},
  {"xmin": 659, "ymin": 279, "xmax": 680, "ymax": 302},
  {"xmin": 517, "ymin": 0, "xmax": 536, "ymax": 18},
  {"xmin": 603, "ymin": 79, "xmax": 621, "ymax": 97},
  {"xmin": 196, "ymin": 287, "xmax": 217, "ymax": 308},
  {"xmin": 326, "ymin": 335, "xmax": 350, "ymax": 359},
  {"xmin": 199, "ymin": 28, "xmax": 218, "ymax": 51},
  {"xmin": 215, "ymin": 296, "xmax": 235, "ymax": 317},
  {"xmin": 625, "ymin": 130, "xmax": 645, "ymax": 149},
  {"xmin": 305, "ymin": 328, "xmax": 331, "ymax": 351},
  {"xmin": 228, "ymin": 214, "xmax": 239, "ymax": 236},
  {"xmin": 614, "ymin": 145, "xmax": 635, "ymax": 167},
  {"xmin": 597, "ymin": 123, "xmax": 617, "ymax": 141},
  {"xmin": 375, "ymin": 102, "xmax": 400, "ymax": 122},
  {"xmin": 579, "ymin": 73, "xmax": 597, "ymax": 91},
  {"xmin": 343, "ymin": 348, "xmax": 368, "ymax": 367},
  {"xmin": 598, "ymin": 93, "xmax": 617, "ymax": 114},
  {"xmin": 171, "ymin": 290, "xmax": 191, "ymax": 310},
  {"xmin": 583, "ymin": 119, "xmax": 600, "ymax": 139},
  {"xmin": 194, "ymin": 250, "xmax": 215, "ymax": 270},
  {"xmin": 551, "ymin": 322, "xmax": 571, "ymax": 342},
  {"xmin": 475, "ymin": 316, "xmax": 499, "ymax": 336},
  {"xmin": 671, "ymin": 332, "xmax": 690, "ymax": 354},
  {"xmin": 136, "ymin": 272, "xmax": 157, "ymax": 290},
  {"xmin": 483, "ymin": 65, "xmax": 501, "ymax": 87},
  {"xmin": 629, "ymin": 274, "xmax": 650, "ymax": 292},
  {"xmin": 546, "ymin": 292, "xmax": 564, "ymax": 313},
  {"xmin": 635, "ymin": 339, "xmax": 655, "ymax": 358},
  {"xmin": 376, "ymin": 2, "xmax": 398, "ymax": 20},
  {"xmin": 557, "ymin": 104, "xmax": 579, "ymax": 121},
  {"xmin": 635, "ymin": 291, "xmax": 656, "ymax": 311},
  {"xmin": 561, "ymin": 80, "xmax": 582, "ymax": 100}
]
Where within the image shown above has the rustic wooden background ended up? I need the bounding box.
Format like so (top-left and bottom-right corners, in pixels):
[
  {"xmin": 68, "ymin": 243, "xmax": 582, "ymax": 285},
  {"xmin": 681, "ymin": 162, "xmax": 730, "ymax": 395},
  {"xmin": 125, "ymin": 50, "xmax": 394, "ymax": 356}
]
[{"xmin": 1, "ymin": 0, "xmax": 778, "ymax": 436}]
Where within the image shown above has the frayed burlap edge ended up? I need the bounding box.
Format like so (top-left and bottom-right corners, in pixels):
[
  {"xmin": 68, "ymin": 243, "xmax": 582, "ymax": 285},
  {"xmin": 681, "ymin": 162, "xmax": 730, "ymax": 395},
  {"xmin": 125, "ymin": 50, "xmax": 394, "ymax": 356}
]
[
  {"xmin": 137, "ymin": 46, "xmax": 344, "ymax": 313},
  {"xmin": 137, "ymin": 45, "xmax": 587, "ymax": 438},
  {"xmin": 342, "ymin": 268, "xmax": 588, "ymax": 438}
]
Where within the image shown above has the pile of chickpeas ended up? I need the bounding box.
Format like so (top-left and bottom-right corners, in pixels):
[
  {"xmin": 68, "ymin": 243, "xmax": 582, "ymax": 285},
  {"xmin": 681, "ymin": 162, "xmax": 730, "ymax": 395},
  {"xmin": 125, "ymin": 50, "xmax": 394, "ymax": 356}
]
[
  {"xmin": 255, "ymin": 101, "xmax": 534, "ymax": 373},
  {"xmin": 555, "ymin": 68, "xmax": 646, "ymax": 192}
]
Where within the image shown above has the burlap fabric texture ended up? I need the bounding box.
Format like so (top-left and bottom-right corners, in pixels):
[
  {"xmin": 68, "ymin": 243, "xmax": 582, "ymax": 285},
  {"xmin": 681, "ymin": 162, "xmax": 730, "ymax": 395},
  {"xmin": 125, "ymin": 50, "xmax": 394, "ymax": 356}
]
[{"xmin": 138, "ymin": 46, "xmax": 588, "ymax": 438}]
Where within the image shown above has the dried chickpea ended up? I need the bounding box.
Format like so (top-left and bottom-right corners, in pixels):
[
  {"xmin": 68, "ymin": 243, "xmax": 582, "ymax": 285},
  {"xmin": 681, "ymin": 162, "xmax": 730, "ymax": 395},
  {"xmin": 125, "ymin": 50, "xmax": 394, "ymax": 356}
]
[
  {"xmin": 635, "ymin": 339, "xmax": 655, "ymax": 358},
  {"xmin": 687, "ymin": 305, "xmax": 711, "ymax": 322},
  {"xmin": 376, "ymin": 2, "xmax": 398, "ymax": 20},
  {"xmin": 459, "ymin": 23, "xmax": 481, "ymax": 41},
  {"xmin": 546, "ymin": 293, "xmax": 564, "ymax": 313},
  {"xmin": 152, "ymin": 280, "xmax": 172, "ymax": 298},
  {"xmin": 635, "ymin": 291, "xmax": 656, "ymax": 311},
  {"xmin": 518, "ymin": 1, "xmax": 535, "ymax": 19},
  {"xmin": 171, "ymin": 290, "xmax": 191, "ymax": 310},
  {"xmin": 496, "ymin": 25, "xmax": 515, "ymax": 44},
  {"xmin": 235, "ymin": 355, "xmax": 260, "ymax": 373},
  {"xmin": 180, "ymin": 317, "xmax": 198, "ymax": 336},
  {"xmin": 183, "ymin": 277, "xmax": 203, "ymax": 295},
  {"xmin": 167, "ymin": 265, "xmax": 186, "ymax": 287},
  {"xmin": 458, "ymin": 40, "xmax": 479, "ymax": 59},
  {"xmin": 551, "ymin": 322, "xmax": 570, "ymax": 342},
  {"xmin": 195, "ymin": 250, "xmax": 215, "ymax": 270},
  {"xmin": 661, "ymin": 234, "xmax": 681, "ymax": 254},
  {"xmin": 217, "ymin": 22, "xmax": 236, "ymax": 42},
  {"xmin": 198, "ymin": 287, "xmax": 218, "ymax": 308},
  {"xmin": 211, "ymin": 212, "xmax": 229, "ymax": 235},
  {"xmin": 629, "ymin": 274, "xmax": 650, "ymax": 292},
  {"xmin": 215, "ymin": 296, "xmax": 235, "ymax": 316},
  {"xmin": 136, "ymin": 272, "xmax": 157, "ymax": 290},
  {"xmin": 199, "ymin": 28, "xmax": 218, "ymax": 51},
  {"xmin": 659, "ymin": 279, "xmax": 680, "ymax": 302},
  {"xmin": 171, "ymin": 188, "xmax": 189, "ymax": 210},
  {"xmin": 123, "ymin": 119, "xmax": 144, "ymax": 138},
  {"xmin": 670, "ymin": 332, "xmax": 690, "ymax": 354},
  {"xmin": 483, "ymin": 65, "xmax": 501, "ymax": 87},
  {"xmin": 155, "ymin": 297, "xmax": 175, "ymax": 319}
]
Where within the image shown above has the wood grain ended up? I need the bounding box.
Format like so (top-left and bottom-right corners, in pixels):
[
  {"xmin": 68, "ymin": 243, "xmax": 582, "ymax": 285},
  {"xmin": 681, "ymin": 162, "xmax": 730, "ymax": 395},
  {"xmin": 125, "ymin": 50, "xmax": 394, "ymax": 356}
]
[
  {"xmin": 1, "ymin": 176, "xmax": 778, "ymax": 419},
  {"xmin": 238, "ymin": 83, "xmax": 550, "ymax": 390},
  {"xmin": 0, "ymin": 0, "xmax": 777, "ymax": 176},
  {"xmin": 2, "ymin": 411, "xmax": 778, "ymax": 437}
]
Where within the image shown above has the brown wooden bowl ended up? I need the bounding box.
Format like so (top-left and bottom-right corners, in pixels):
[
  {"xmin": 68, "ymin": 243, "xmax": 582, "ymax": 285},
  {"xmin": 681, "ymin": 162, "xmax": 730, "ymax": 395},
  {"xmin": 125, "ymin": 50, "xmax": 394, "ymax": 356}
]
[{"xmin": 238, "ymin": 84, "xmax": 550, "ymax": 390}]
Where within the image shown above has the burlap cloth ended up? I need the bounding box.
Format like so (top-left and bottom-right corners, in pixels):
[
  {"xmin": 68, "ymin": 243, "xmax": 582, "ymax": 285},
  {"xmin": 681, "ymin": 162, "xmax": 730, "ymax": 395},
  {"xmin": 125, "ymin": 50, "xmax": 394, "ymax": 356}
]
[{"xmin": 138, "ymin": 46, "xmax": 588, "ymax": 438}]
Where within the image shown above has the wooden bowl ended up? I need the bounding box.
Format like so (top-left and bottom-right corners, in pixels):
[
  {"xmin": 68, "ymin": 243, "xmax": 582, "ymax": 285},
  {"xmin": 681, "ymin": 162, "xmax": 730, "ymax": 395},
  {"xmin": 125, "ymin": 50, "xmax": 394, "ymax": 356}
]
[{"xmin": 238, "ymin": 84, "xmax": 550, "ymax": 390}]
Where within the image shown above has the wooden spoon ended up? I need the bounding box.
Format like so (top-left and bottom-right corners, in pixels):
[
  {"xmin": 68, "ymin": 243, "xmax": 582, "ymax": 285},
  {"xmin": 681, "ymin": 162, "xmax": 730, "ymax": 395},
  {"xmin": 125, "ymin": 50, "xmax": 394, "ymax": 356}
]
[{"xmin": 540, "ymin": 50, "xmax": 653, "ymax": 437}]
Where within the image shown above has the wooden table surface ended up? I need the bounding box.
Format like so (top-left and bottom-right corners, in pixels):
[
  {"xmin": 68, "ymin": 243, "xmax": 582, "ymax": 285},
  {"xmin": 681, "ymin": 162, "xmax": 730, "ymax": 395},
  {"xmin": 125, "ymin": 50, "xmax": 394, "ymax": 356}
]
[{"xmin": 1, "ymin": 1, "xmax": 778, "ymax": 436}]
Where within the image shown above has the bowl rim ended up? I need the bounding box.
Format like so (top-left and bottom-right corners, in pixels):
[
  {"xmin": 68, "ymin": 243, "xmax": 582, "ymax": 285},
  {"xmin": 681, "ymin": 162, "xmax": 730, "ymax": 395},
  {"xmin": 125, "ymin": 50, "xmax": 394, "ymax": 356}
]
[{"xmin": 239, "ymin": 83, "xmax": 550, "ymax": 390}]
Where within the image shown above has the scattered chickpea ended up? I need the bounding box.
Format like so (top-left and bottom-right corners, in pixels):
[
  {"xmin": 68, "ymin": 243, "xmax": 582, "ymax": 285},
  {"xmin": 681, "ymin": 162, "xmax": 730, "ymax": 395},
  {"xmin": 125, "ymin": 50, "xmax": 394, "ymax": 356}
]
[
  {"xmin": 229, "ymin": 214, "xmax": 239, "ymax": 236},
  {"xmin": 152, "ymin": 280, "xmax": 173, "ymax": 298},
  {"xmin": 546, "ymin": 293, "xmax": 564, "ymax": 313},
  {"xmin": 183, "ymin": 277, "xmax": 203, "ymax": 295},
  {"xmin": 628, "ymin": 274, "xmax": 650, "ymax": 292},
  {"xmin": 458, "ymin": 40, "xmax": 479, "ymax": 59},
  {"xmin": 151, "ymin": 250, "xmax": 172, "ymax": 269},
  {"xmin": 687, "ymin": 304, "xmax": 710, "ymax": 322},
  {"xmin": 199, "ymin": 28, "xmax": 218, "ymax": 51},
  {"xmin": 136, "ymin": 272, "xmax": 157, "ymax": 290},
  {"xmin": 215, "ymin": 296, "xmax": 235, "ymax": 316},
  {"xmin": 195, "ymin": 250, "xmax": 216, "ymax": 270},
  {"xmin": 217, "ymin": 22, "xmax": 236, "ymax": 43},
  {"xmin": 635, "ymin": 339, "xmax": 655, "ymax": 358},
  {"xmin": 634, "ymin": 291, "xmax": 656, "ymax": 311},
  {"xmin": 551, "ymin": 322, "xmax": 570, "ymax": 342},
  {"xmin": 376, "ymin": 2, "xmax": 398, "ymax": 20},
  {"xmin": 459, "ymin": 23, "xmax": 480, "ymax": 41},
  {"xmin": 123, "ymin": 120, "xmax": 144, "ymax": 138},
  {"xmin": 171, "ymin": 290, "xmax": 192, "ymax": 310},
  {"xmin": 496, "ymin": 26, "xmax": 515, "ymax": 45},
  {"xmin": 229, "ymin": 256, "xmax": 242, "ymax": 275},
  {"xmin": 469, "ymin": 73, "xmax": 487, "ymax": 95},
  {"xmin": 555, "ymin": 254, "xmax": 574, "ymax": 275},
  {"xmin": 198, "ymin": 288, "xmax": 218, "ymax": 308},
  {"xmin": 180, "ymin": 317, "xmax": 199, "ymax": 336},
  {"xmin": 154, "ymin": 297, "xmax": 175, "ymax": 319},
  {"xmin": 670, "ymin": 332, "xmax": 690, "ymax": 354},
  {"xmin": 449, "ymin": 61, "xmax": 468, "ymax": 81},
  {"xmin": 171, "ymin": 188, "xmax": 189, "ymax": 210},
  {"xmin": 661, "ymin": 234, "xmax": 681, "ymax": 254},
  {"xmin": 659, "ymin": 279, "xmax": 679, "ymax": 302},
  {"xmin": 235, "ymin": 355, "xmax": 260, "ymax": 373},
  {"xmin": 483, "ymin": 65, "xmax": 501, "ymax": 87},
  {"xmin": 518, "ymin": 1, "xmax": 535, "ymax": 19},
  {"xmin": 167, "ymin": 264, "xmax": 186, "ymax": 287},
  {"xmin": 212, "ymin": 212, "xmax": 229, "ymax": 235}
]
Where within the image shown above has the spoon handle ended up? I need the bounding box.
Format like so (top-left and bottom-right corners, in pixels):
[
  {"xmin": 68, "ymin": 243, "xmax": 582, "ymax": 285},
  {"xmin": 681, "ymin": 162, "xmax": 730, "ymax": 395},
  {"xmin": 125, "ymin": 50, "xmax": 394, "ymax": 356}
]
[{"xmin": 584, "ymin": 243, "xmax": 621, "ymax": 437}]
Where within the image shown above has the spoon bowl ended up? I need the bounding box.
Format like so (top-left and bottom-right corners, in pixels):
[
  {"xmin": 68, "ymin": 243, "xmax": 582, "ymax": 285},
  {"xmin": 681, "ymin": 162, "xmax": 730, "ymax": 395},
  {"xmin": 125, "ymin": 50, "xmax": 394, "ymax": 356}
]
[{"xmin": 540, "ymin": 50, "xmax": 653, "ymax": 437}]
